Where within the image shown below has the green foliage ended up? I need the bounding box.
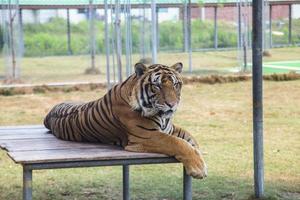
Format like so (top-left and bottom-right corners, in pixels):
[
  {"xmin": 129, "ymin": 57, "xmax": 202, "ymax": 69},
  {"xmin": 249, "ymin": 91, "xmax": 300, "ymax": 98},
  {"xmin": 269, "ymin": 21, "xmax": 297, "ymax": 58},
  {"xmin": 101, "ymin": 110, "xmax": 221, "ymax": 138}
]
[
  {"xmin": 22, "ymin": 17, "xmax": 242, "ymax": 56},
  {"xmin": 23, "ymin": 18, "xmax": 67, "ymax": 34},
  {"xmin": 25, "ymin": 33, "xmax": 68, "ymax": 56},
  {"xmin": 1, "ymin": 16, "xmax": 300, "ymax": 56},
  {"xmin": 271, "ymin": 18, "xmax": 300, "ymax": 45},
  {"xmin": 9, "ymin": 17, "xmax": 300, "ymax": 57},
  {"xmin": 159, "ymin": 21, "xmax": 184, "ymax": 50},
  {"xmin": 192, "ymin": 20, "xmax": 215, "ymax": 49}
]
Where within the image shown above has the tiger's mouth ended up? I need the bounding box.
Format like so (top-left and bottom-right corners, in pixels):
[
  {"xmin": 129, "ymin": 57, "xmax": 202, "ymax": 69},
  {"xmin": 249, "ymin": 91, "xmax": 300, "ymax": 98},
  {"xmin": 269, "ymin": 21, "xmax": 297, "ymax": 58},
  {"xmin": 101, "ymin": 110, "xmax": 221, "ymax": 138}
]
[{"xmin": 158, "ymin": 109, "xmax": 174, "ymax": 116}]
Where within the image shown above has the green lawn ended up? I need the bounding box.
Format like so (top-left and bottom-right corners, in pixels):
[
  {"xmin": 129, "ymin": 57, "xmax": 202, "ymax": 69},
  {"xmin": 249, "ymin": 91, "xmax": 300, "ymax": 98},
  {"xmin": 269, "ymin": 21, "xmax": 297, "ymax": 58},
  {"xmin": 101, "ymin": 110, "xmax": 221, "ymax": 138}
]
[
  {"xmin": 1, "ymin": 47, "xmax": 300, "ymax": 85},
  {"xmin": 263, "ymin": 60, "xmax": 300, "ymax": 74},
  {"xmin": 0, "ymin": 80, "xmax": 299, "ymax": 199}
]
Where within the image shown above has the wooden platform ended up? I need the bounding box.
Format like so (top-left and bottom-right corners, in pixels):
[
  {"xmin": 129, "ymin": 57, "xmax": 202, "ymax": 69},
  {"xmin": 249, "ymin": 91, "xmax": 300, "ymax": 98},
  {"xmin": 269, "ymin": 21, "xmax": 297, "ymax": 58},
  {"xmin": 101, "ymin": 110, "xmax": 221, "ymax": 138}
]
[
  {"xmin": 0, "ymin": 125, "xmax": 170, "ymax": 164},
  {"xmin": 0, "ymin": 125, "xmax": 192, "ymax": 200}
]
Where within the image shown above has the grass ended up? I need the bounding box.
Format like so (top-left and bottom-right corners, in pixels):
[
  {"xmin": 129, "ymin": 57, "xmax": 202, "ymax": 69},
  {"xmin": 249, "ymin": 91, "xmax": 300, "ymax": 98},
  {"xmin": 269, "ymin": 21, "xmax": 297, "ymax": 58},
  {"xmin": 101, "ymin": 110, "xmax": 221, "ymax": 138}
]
[
  {"xmin": 1, "ymin": 47, "xmax": 300, "ymax": 84},
  {"xmin": 0, "ymin": 80, "xmax": 300, "ymax": 199}
]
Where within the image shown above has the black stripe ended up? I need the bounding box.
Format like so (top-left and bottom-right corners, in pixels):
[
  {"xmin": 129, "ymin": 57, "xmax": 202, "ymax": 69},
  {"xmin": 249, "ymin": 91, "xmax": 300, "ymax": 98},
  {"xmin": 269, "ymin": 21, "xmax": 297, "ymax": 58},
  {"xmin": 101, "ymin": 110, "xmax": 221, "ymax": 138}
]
[
  {"xmin": 60, "ymin": 118, "xmax": 68, "ymax": 140},
  {"xmin": 84, "ymin": 109, "xmax": 104, "ymax": 142},
  {"xmin": 182, "ymin": 132, "xmax": 186, "ymax": 139},
  {"xmin": 65, "ymin": 116, "xmax": 75, "ymax": 141},
  {"xmin": 119, "ymin": 88, "xmax": 130, "ymax": 105},
  {"xmin": 144, "ymin": 83, "xmax": 151, "ymax": 102},
  {"xmin": 178, "ymin": 128, "xmax": 183, "ymax": 137},
  {"xmin": 153, "ymin": 67, "xmax": 163, "ymax": 72},
  {"xmin": 81, "ymin": 109, "xmax": 101, "ymax": 142},
  {"xmin": 120, "ymin": 76, "xmax": 131, "ymax": 89},
  {"xmin": 67, "ymin": 115, "xmax": 78, "ymax": 141},
  {"xmin": 140, "ymin": 80, "xmax": 146, "ymax": 104},
  {"xmin": 62, "ymin": 117, "xmax": 70, "ymax": 140},
  {"xmin": 106, "ymin": 90, "xmax": 128, "ymax": 133},
  {"xmin": 88, "ymin": 112, "xmax": 112, "ymax": 143},
  {"xmin": 90, "ymin": 107, "xmax": 116, "ymax": 142},
  {"xmin": 113, "ymin": 85, "xmax": 118, "ymax": 101},
  {"xmin": 140, "ymin": 75, "xmax": 151, "ymax": 106},
  {"xmin": 75, "ymin": 113, "xmax": 98, "ymax": 142},
  {"xmin": 136, "ymin": 125, "xmax": 158, "ymax": 131},
  {"xmin": 146, "ymin": 117, "xmax": 161, "ymax": 128},
  {"xmin": 103, "ymin": 95, "xmax": 111, "ymax": 114},
  {"xmin": 127, "ymin": 131, "xmax": 150, "ymax": 139},
  {"xmin": 118, "ymin": 77, "xmax": 132, "ymax": 105},
  {"xmin": 135, "ymin": 91, "xmax": 143, "ymax": 111},
  {"xmin": 107, "ymin": 90, "xmax": 113, "ymax": 115},
  {"xmin": 98, "ymin": 101, "xmax": 123, "ymax": 144}
]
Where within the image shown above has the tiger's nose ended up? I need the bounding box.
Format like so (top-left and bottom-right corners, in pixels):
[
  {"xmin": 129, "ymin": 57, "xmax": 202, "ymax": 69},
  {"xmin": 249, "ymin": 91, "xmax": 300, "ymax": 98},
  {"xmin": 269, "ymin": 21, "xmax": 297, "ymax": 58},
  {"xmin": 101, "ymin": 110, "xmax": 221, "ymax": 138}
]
[{"xmin": 166, "ymin": 101, "xmax": 176, "ymax": 108}]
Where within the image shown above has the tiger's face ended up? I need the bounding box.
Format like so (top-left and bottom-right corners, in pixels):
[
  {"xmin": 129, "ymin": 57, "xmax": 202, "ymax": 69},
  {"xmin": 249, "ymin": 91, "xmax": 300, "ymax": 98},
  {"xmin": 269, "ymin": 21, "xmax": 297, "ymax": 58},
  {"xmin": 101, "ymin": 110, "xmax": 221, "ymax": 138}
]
[{"xmin": 132, "ymin": 62, "xmax": 183, "ymax": 118}]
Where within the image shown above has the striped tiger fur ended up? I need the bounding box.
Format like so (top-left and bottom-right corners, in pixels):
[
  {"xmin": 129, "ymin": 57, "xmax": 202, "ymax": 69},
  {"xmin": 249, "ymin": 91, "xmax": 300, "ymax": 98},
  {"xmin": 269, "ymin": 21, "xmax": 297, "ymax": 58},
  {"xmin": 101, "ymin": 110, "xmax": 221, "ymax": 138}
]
[{"xmin": 44, "ymin": 62, "xmax": 207, "ymax": 179}]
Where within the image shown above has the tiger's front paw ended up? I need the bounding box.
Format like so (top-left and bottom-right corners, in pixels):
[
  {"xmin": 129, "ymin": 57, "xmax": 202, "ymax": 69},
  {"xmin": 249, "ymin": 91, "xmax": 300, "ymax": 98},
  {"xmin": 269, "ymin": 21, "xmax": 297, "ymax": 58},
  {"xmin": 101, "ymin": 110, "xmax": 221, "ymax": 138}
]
[{"xmin": 182, "ymin": 149, "xmax": 207, "ymax": 179}]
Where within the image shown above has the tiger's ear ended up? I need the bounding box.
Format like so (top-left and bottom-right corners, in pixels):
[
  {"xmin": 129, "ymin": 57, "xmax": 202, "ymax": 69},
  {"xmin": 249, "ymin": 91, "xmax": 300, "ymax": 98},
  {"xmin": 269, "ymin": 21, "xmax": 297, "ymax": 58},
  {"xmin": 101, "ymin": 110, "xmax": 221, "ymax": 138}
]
[
  {"xmin": 135, "ymin": 63, "xmax": 147, "ymax": 77},
  {"xmin": 171, "ymin": 62, "xmax": 183, "ymax": 73}
]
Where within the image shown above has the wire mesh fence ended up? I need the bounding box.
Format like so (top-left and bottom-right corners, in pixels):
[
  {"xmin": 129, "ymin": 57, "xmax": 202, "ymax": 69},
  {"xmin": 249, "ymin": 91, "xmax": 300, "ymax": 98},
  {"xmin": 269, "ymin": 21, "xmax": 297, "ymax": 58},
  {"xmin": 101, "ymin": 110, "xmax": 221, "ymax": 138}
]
[{"xmin": 0, "ymin": 0, "xmax": 300, "ymax": 86}]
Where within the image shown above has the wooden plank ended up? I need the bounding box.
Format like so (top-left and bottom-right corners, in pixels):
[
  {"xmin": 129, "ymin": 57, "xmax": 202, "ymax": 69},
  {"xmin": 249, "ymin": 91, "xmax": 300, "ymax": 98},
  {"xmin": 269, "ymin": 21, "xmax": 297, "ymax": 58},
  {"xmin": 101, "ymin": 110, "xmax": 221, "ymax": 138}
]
[
  {"xmin": 0, "ymin": 128, "xmax": 49, "ymax": 136},
  {"xmin": 0, "ymin": 125, "xmax": 44, "ymax": 130},
  {"xmin": 0, "ymin": 133, "xmax": 53, "ymax": 140},
  {"xmin": 0, "ymin": 126, "xmax": 172, "ymax": 166},
  {"xmin": 1, "ymin": 138, "xmax": 118, "ymax": 152},
  {"xmin": 8, "ymin": 148, "xmax": 169, "ymax": 164}
]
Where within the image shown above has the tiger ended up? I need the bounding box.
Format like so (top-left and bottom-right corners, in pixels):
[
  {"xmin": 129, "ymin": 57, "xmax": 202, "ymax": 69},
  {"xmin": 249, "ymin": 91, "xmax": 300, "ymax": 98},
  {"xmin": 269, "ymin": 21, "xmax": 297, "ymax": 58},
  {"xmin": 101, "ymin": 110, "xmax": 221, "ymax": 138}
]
[{"xmin": 44, "ymin": 62, "xmax": 207, "ymax": 179}]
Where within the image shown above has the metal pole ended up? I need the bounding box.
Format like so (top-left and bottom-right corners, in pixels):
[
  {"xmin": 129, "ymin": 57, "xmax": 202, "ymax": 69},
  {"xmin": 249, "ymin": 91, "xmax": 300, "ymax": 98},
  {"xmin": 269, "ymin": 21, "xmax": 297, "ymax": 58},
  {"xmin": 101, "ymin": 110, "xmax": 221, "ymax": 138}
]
[
  {"xmin": 104, "ymin": 0, "xmax": 111, "ymax": 89},
  {"xmin": 125, "ymin": 1, "xmax": 129, "ymax": 77},
  {"xmin": 238, "ymin": 2, "xmax": 242, "ymax": 49},
  {"xmin": 125, "ymin": 0, "xmax": 131, "ymax": 77},
  {"xmin": 214, "ymin": 6, "xmax": 218, "ymax": 49},
  {"xmin": 183, "ymin": 167, "xmax": 192, "ymax": 200},
  {"xmin": 243, "ymin": 39, "xmax": 247, "ymax": 71},
  {"xmin": 8, "ymin": 0, "xmax": 17, "ymax": 79},
  {"xmin": 89, "ymin": 0, "xmax": 96, "ymax": 71},
  {"xmin": 238, "ymin": 1, "xmax": 247, "ymax": 71},
  {"xmin": 187, "ymin": 0, "xmax": 192, "ymax": 72},
  {"xmin": 151, "ymin": 0, "xmax": 157, "ymax": 64},
  {"xmin": 115, "ymin": 0, "xmax": 122, "ymax": 82},
  {"xmin": 183, "ymin": 1, "xmax": 188, "ymax": 52},
  {"xmin": 18, "ymin": 8, "xmax": 24, "ymax": 57},
  {"xmin": 128, "ymin": 1, "xmax": 133, "ymax": 75},
  {"xmin": 252, "ymin": 0, "xmax": 264, "ymax": 198},
  {"xmin": 66, "ymin": 8, "xmax": 72, "ymax": 55},
  {"xmin": 140, "ymin": 1, "xmax": 146, "ymax": 59},
  {"xmin": 23, "ymin": 166, "xmax": 32, "ymax": 200},
  {"xmin": 269, "ymin": 5, "xmax": 272, "ymax": 48},
  {"xmin": 288, "ymin": 4, "xmax": 292, "ymax": 44},
  {"xmin": 110, "ymin": 0, "xmax": 116, "ymax": 82},
  {"xmin": 123, "ymin": 165, "xmax": 130, "ymax": 200},
  {"xmin": 156, "ymin": 6, "xmax": 159, "ymax": 53},
  {"xmin": 262, "ymin": 1, "xmax": 265, "ymax": 50}
]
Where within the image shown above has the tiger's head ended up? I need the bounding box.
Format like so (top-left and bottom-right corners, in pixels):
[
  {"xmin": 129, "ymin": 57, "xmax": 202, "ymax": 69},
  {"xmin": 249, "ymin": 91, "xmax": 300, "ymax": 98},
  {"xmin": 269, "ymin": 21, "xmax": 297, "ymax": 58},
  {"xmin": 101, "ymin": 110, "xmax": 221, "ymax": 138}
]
[{"xmin": 131, "ymin": 62, "xmax": 183, "ymax": 118}]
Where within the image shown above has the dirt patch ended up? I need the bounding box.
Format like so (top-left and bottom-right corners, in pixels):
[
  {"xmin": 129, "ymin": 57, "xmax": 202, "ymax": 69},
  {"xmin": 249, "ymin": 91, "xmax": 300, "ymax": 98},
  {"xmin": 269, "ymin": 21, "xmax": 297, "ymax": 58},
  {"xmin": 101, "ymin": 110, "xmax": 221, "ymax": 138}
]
[
  {"xmin": 84, "ymin": 67, "xmax": 101, "ymax": 74},
  {"xmin": 1, "ymin": 73, "xmax": 299, "ymax": 96},
  {"xmin": 0, "ymin": 83, "xmax": 106, "ymax": 96},
  {"xmin": 263, "ymin": 72, "xmax": 300, "ymax": 81},
  {"xmin": 182, "ymin": 74, "xmax": 251, "ymax": 84}
]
